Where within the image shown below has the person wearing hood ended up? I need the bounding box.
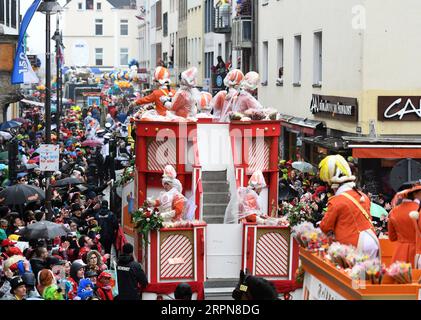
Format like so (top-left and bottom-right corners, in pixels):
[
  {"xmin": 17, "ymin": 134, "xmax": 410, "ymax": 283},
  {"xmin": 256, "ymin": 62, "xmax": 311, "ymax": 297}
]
[
  {"xmin": 116, "ymin": 243, "xmax": 148, "ymax": 300},
  {"xmin": 147, "ymin": 165, "xmax": 186, "ymax": 227},
  {"xmin": 67, "ymin": 260, "xmax": 86, "ymax": 300},
  {"xmin": 211, "ymin": 69, "xmax": 244, "ymax": 122},
  {"xmin": 96, "ymin": 271, "xmax": 114, "ymax": 300},
  {"xmin": 37, "ymin": 269, "xmax": 64, "ymax": 300},
  {"xmin": 232, "ymin": 71, "xmax": 263, "ymax": 114},
  {"xmin": 95, "ymin": 200, "xmax": 119, "ymax": 254},
  {"xmin": 169, "ymin": 67, "xmax": 200, "ymax": 118},
  {"xmin": 21, "ymin": 272, "xmax": 43, "ymax": 300}
]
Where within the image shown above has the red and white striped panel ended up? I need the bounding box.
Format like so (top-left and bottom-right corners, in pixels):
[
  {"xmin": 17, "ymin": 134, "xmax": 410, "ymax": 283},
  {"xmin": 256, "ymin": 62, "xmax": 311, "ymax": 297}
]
[
  {"xmin": 148, "ymin": 138, "xmax": 176, "ymax": 171},
  {"xmin": 160, "ymin": 234, "xmax": 193, "ymax": 280},
  {"xmin": 255, "ymin": 232, "xmax": 289, "ymax": 277},
  {"xmin": 247, "ymin": 139, "xmax": 270, "ymax": 174}
]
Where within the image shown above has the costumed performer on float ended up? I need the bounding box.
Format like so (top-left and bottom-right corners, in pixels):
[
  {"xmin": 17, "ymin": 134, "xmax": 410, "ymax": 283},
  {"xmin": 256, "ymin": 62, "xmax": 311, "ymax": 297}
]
[
  {"xmin": 196, "ymin": 91, "xmax": 213, "ymax": 118},
  {"xmin": 169, "ymin": 67, "xmax": 200, "ymax": 119},
  {"xmin": 134, "ymin": 66, "xmax": 175, "ymax": 116},
  {"xmin": 232, "ymin": 71, "xmax": 263, "ymax": 114},
  {"xmin": 147, "ymin": 165, "xmax": 187, "ymax": 227},
  {"xmin": 210, "ymin": 69, "xmax": 244, "ymax": 122},
  {"xmin": 319, "ymin": 155, "xmax": 380, "ymax": 259},
  {"xmin": 225, "ymin": 170, "xmax": 274, "ymax": 225},
  {"xmin": 388, "ymin": 183, "xmax": 421, "ymax": 268}
]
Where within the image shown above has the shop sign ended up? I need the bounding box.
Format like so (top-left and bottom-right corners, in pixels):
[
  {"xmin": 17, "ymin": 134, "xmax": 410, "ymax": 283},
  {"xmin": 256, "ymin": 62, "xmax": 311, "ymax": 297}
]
[
  {"xmin": 378, "ymin": 96, "xmax": 421, "ymax": 121},
  {"xmin": 310, "ymin": 94, "xmax": 358, "ymax": 122},
  {"xmin": 304, "ymin": 273, "xmax": 346, "ymax": 300}
]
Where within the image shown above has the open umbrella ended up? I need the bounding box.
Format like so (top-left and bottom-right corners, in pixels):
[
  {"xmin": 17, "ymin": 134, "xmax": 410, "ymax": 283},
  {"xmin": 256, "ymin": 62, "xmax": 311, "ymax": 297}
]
[
  {"xmin": 292, "ymin": 161, "xmax": 316, "ymax": 174},
  {"xmin": 81, "ymin": 139, "xmax": 103, "ymax": 148},
  {"xmin": 18, "ymin": 221, "xmax": 70, "ymax": 240},
  {"xmin": 0, "ymin": 120, "xmax": 22, "ymax": 131},
  {"xmin": 0, "ymin": 184, "xmax": 45, "ymax": 205},
  {"xmin": 0, "ymin": 131, "xmax": 12, "ymax": 140},
  {"xmin": 54, "ymin": 177, "xmax": 84, "ymax": 187},
  {"xmin": 370, "ymin": 203, "xmax": 389, "ymax": 219}
]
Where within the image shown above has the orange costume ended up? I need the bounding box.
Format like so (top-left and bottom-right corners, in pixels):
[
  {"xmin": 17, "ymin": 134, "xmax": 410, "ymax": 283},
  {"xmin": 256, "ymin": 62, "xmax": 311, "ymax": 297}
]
[
  {"xmin": 150, "ymin": 165, "xmax": 186, "ymax": 225},
  {"xmin": 170, "ymin": 67, "xmax": 199, "ymax": 118},
  {"xmin": 319, "ymin": 155, "xmax": 379, "ymax": 258},
  {"xmin": 320, "ymin": 189, "xmax": 376, "ymax": 248},
  {"xmin": 135, "ymin": 88, "xmax": 176, "ymax": 116},
  {"xmin": 135, "ymin": 67, "xmax": 175, "ymax": 116},
  {"xmin": 388, "ymin": 199, "xmax": 420, "ymax": 267}
]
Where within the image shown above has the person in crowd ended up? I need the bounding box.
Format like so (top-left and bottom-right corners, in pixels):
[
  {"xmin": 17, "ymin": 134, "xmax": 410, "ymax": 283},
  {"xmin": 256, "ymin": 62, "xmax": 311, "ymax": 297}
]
[
  {"xmin": 21, "ymin": 272, "xmax": 42, "ymax": 300},
  {"xmin": 96, "ymin": 271, "xmax": 114, "ymax": 301},
  {"xmin": 116, "ymin": 243, "xmax": 148, "ymax": 300},
  {"xmin": 174, "ymin": 283, "xmax": 193, "ymax": 300},
  {"xmin": 86, "ymin": 250, "xmax": 107, "ymax": 273},
  {"xmin": 95, "ymin": 200, "xmax": 119, "ymax": 255},
  {"xmin": 7, "ymin": 276, "xmax": 27, "ymax": 300},
  {"xmin": 29, "ymin": 246, "xmax": 48, "ymax": 280},
  {"xmin": 67, "ymin": 260, "xmax": 86, "ymax": 300}
]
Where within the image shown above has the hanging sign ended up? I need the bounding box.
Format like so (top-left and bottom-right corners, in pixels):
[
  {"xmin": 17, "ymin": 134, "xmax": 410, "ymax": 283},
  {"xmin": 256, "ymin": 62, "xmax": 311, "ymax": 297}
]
[
  {"xmin": 310, "ymin": 94, "xmax": 359, "ymax": 122},
  {"xmin": 378, "ymin": 96, "xmax": 421, "ymax": 121}
]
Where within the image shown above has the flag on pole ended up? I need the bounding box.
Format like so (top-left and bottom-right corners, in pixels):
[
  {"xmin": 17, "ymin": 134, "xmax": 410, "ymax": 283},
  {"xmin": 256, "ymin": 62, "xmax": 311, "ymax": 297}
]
[{"xmin": 11, "ymin": 0, "xmax": 42, "ymax": 85}]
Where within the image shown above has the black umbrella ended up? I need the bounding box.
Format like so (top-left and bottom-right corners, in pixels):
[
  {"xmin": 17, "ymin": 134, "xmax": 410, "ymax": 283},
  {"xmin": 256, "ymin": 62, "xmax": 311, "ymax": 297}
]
[
  {"xmin": 54, "ymin": 177, "xmax": 84, "ymax": 187},
  {"xmin": 19, "ymin": 221, "xmax": 70, "ymax": 240},
  {"xmin": 0, "ymin": 184, "xmax": 45, "ymax": 205}
]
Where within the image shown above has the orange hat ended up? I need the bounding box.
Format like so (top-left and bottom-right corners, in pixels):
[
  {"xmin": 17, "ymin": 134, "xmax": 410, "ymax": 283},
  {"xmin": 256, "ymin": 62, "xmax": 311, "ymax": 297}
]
[
  {"xmin": 154, "ymin": 67, "xmax": 171, "ymax": 85},
  {"xmin": 224, "ymin": 69, "xmax": 244, "ymax": 88},
  {"xmin": 181, "ymin": 67, "xmax": 198, "ymax": 87},
  {"xmin": 199, "ymin": 92, "xmax": 212, "ymax": 111}
]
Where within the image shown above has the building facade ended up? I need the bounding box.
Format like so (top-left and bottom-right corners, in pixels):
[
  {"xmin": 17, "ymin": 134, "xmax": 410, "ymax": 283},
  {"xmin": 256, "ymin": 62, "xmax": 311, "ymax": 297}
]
[
  {"xmin": 62, "ymin": 0, "xmax": 139, "ymax": 69},
  {"xmin": 258, "ymin": 0, "xmax": 421, "ymax": 196},
  {"xmin": 187, "ymin": 0, "xmax": 203, "ymax": 86},
  {"xmin": 0, "ymin": 0, "xmax": 21, "ymax": 122}
]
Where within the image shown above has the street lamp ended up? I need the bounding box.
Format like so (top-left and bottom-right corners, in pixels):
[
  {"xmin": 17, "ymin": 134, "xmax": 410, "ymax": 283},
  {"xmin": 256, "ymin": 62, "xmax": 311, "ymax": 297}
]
[
  {"xmin": 38, "ymin": 0, "xmax": 63, "ymax": 220},
  {"xmin": 52, "ymin": 16, "xmax": 64, "ymax": 132}
]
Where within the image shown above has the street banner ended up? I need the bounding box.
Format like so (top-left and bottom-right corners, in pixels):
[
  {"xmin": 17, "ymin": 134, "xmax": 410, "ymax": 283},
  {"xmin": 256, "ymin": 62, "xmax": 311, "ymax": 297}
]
[
  {"xmin": 39, "ymin": 144, "xmax": 60, "ymax": 172},
  {"xmin": 11, "ymin": 0, "xmax": 41, "ymax": 85}
]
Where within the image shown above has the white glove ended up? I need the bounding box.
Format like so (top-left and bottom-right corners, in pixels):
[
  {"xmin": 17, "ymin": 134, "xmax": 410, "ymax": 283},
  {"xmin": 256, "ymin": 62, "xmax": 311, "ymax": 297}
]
[
  {"xmin": 160, "ymin": 210, "xmax": 176, "ymax": 221},
  {"xmin": 256, "ymin": 216, "xmax": 266, "ymax": 225}
]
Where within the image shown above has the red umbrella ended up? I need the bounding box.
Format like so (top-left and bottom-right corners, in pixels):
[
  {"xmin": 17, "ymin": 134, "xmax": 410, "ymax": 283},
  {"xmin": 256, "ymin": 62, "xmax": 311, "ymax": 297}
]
[{"xmin": 82, "ymin": 139, "xmax": 103, "ymax": 148}]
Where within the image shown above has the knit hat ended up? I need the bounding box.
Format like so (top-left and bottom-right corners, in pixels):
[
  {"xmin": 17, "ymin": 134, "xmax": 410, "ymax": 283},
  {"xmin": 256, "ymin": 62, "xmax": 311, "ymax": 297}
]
[
  {"xmin": 154, "ymin": 66, "xmax": 171, "ymax": 85},
  {"xmin": 224, "ymin": 69, "xmax": 244, "ymax": 88}
]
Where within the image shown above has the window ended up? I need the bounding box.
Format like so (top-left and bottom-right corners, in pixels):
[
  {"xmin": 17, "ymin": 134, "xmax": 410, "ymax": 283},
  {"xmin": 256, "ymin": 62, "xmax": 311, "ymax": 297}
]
[
  {"xmin": 262, "ymin": 41, "xmax": 268, "ymax": 85},
  {"xmin": 151, "ymin": 4, "xmax": 156, "ymax": 28},
  {"xmin": 120, "ymin": 19, "xmax": 128, "ymax": 36},
  {"xmin": 6, "ymin": 0, "xmax": 10, "ymax": 26},
  {"xmin": 97, "ymin": 2, "xmax": 101, "ymax": 10},
  {"xmin": 276, "ymin": 39, "xmax": 284, "ymax": 85},
  {"xmin": 205, "ymin": 0, "xmax": 214, "ymax": 33},
  {"xmin": 86, "ymin": 0, "xmax": 93, "ymax": 10},
  {"xmin": 95, "ymin": 48, "xmax": 103, "ymax": 66},
  {"xmin": 178, "ymin": 0, "xmax": 187, "ymax": 22},
  {"xmin": 156, "ymin": 0, "xmax": 162, "ymax": 29},
  {"xmin": 95, "ymin": 19, "xmax": 103, "ymax": 35},
  {"xmin": 313, "ymin": 31, "xmax": 322, "ymax": 86},
  {"xmin": 205, "ymin": 52, "xmax": 214, "ymax": 78},
  {"xmin": 163, "ymin": 12, "xmax": 168, "ymax": 37},
  {"xmin": 11, "ymin": 0, "xmax": 16, "ymax": 28},
  {"xmin": 120, "ymin": 48, "xmax": 129, "ymax": 66},
  {"xmin": 0, "ymin": 0, "xmax": 4, "ymax": 25},
  {"xmin": 78, "ymin": 2, "xmax": 83, "ymax": 10},
  {"xmin": 294, "ymin": 35, "xmax": 302, "ymax": 85}
]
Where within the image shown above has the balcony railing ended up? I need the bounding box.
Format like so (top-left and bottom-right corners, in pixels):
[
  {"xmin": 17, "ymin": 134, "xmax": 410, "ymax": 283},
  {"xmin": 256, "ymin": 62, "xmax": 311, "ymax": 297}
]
[
  {"xmin": 232, "ymin": 16, "xmax": 252, "ymax": 49},
  {"xmin": 214, "ymin": 4, "xmax": 231, "ymax": 33}
]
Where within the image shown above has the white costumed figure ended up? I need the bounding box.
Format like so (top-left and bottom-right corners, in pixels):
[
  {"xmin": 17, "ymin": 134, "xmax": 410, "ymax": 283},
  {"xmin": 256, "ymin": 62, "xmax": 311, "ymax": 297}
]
[
  {"xmin": 225, "ymin": 171, "xmax": 270, "ymax": 225},
  {"xmin": 169, "ymin": 67, "xmax": 200, "ymax": 119},
  {"xmin": 148, "ymin": 165, "xmax": 187, "ymax": 227},
  {"xmin": 210, "ymin": 69, "xmax": 244, "ymax": 122},
  {"xmin": 196, "ymin": 92, "xmax": 213, "ymax": 118},
  {"xmin": 232, "ymin": 71, "xmax": 264, "ymax": 114}
]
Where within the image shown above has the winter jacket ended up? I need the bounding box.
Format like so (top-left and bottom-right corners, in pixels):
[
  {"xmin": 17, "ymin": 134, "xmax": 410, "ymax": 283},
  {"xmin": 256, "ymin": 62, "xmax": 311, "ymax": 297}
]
[
  {"xmin": 97, "ymin": 286, "xmax": 113, "ymax": 300},
  {"xmin": 30, "ymin": 258, "xmax": 46, "ymax": 280},
  {"xmin": 116, "ymin": 254, "xmax": 148, "ymax": 300},
  {"xmin": 95, "ymin": 208, "xmax": 119, "ymax": 242}
]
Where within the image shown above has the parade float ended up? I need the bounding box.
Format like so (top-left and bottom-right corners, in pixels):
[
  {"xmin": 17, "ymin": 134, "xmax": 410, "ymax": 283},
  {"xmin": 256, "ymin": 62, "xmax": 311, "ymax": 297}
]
[
  {"xmin": 292, "ymin": 222, "xmax": 421, "ymax": 300},
  {"xmin": 119, "ymin": 68, "xmax": 301, "ymax": 300}
]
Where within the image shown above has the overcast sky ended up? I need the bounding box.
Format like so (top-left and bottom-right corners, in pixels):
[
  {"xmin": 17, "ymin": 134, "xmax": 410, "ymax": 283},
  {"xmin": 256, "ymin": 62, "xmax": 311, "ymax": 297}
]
[{"xmin": 21, "ymin": 0, "xmax": 67, "ymax": 55}]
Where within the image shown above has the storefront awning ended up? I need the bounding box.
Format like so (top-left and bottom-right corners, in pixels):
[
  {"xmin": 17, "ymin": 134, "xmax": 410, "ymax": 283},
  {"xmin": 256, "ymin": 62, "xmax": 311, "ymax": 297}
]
[
  {"xmin": 350, "ymin": 145, "xmax": 421, "ymax": 159},
  {"xmin": 279, "ymin": 114, "xmax": 324, "ymax": 135}
]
